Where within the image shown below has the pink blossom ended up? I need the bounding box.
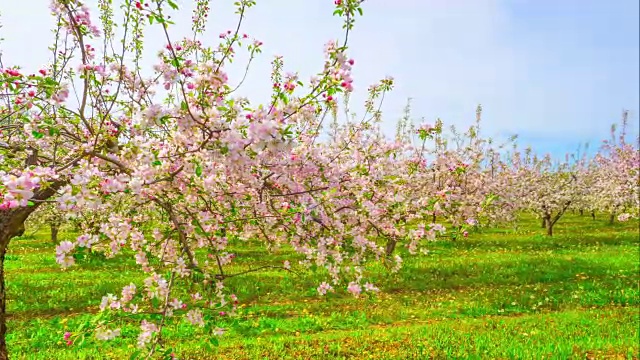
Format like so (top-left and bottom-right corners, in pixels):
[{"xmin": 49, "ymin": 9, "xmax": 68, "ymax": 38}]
[
  {"xmin": 347, "ymin": 282, "xmax": 362, "ymax": 297},
  {"xmin": 95, "ymin": 327, "xmax": 121, "ymax": 341},
  {"xmin": 55, "ymin": 241, "xmax": 75, "ymax": 268},
  {"xmin": 137, "ymin": 320, "xmax": 159, "ymax": 348},
  {"xmin": 186, "ymin": 309, "xmax": 205, "ymax": 327},
  {"xmin": 317, "ymin": 282, "xmax": 334, "ymax": 296},
  {"xmin": 364, "ymin": 283, "xmax": 379, "ymax": 292}
]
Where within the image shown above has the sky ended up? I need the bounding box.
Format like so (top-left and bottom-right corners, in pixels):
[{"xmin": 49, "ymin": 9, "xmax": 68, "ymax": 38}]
[{"xmin": 1, "ymin": 0, "xmax": 638, "ymax": 158}]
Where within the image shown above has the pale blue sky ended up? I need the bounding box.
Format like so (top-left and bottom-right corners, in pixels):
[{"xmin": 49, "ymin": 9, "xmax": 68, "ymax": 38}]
[{"xmin": 1, "ymin": 0, "xmax": 638, "ymax": 157}]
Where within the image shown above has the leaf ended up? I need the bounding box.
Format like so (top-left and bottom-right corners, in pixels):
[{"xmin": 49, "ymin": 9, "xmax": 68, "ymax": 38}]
[
  {"xmin": 27, "ymin": 201, "xmax": 35, "ymax": 206},
  {"xmin": 42, "ymin": 77, "xmax": 58, "ymax": 87},
  {"xmin": 204, "ymin": 341, "xmax": 213, "ymax": 351},
  {"xmin": 167, "ymin": 0, "xmax": 179, "ymax": 10},
  {"xmin": 162, "ymin": 348, "xmax": 174, "ymax": 358},
  {"xmin": 171, "ymin": 57, "xmax": 182, "ymax": 68},
  {"xmin": 75, "ymin": 320, "xmax": 90, "ymax": 333},
  {"xmin": 195, "ymin": 164, "xmax": 202, "ymax": 177},
  {"xmin": 209, "ymin": 336, "xmax": 220, "ymax": 346},
  {"xmin": 151, "ymin": 160, "xmax": 162, "ymax": 166},
  {"xmin": 129, "ymin": 350, "xmax": 142, "ymax": 360},
  {"xmin": 278, "ymin": 92, "xmax": 289, "ymax": 105},
  {"xmin": 194, "ymin": 226, "xmax": 207, "ymax": 236},
  {"xmin": 32, "ymin": 131, "xmax": 44, "ymax": 139}
]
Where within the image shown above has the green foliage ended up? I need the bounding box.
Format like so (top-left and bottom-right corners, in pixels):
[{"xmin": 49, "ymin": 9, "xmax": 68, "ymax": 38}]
[{"xmin": 6, "ymin": 214, "xmax": 639, "ymax": 359}]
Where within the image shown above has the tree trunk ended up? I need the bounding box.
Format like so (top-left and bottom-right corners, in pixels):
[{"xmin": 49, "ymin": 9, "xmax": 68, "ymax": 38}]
[
  {"xmin": 544, "ymin": 214, "xmax": 553, "ymax": 236},
  {"xmin": 0, "ymin": 215, "xmax": 27, "ymax": 360},
  {"xmin": 579, "ymin": 209, "xmax": 584, "ymax": 216},
  {"xmin": 591, "ymin": 211, "xmax": 596, "ymax": 220},
  {"xmin": 50, "ymin": 224, "xmax": 59, "ymax": 244},
  {"xmin": 541, "ymin": 217, "xmax": 546, "ymax": 228},
  {"xmin": 0, "ymin": 180, "xmax": 64, "ymax": 359},
  {"xmin": 0, "ymin": 239, "xmax": 8, "ymax": 360},
  {"xmin": 385, "ymin": 238, "xmax": 397, "ymax": 258},
  {"xmin": 609, "ymin": 213, "xmax": 615, "ymax": 225},
  {"xmin": 432, "ymin": 213, "xmax": 436, "ymax": 223}
]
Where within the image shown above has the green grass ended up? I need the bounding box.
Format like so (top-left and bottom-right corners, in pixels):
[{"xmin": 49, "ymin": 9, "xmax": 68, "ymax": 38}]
[{"xmin": 5, "ymin": 214, "xmax": 640, "ymax": 359}]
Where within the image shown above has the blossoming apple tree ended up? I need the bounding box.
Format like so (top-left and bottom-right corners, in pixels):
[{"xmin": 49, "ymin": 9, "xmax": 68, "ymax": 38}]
[
  {"xmin": 588, "ymin": 114, "xmax": 640, "ymax": 223},
  {"xmin": 398, "ymin": 106, "xmax": 519, "ymax": 241},
  {"xmin": 0, "ymin": 0, "xmax": 439, "ymax": 357},
  {"xmin": 509, "ymin": 147, "xmax": 586, "ymax": 236}
]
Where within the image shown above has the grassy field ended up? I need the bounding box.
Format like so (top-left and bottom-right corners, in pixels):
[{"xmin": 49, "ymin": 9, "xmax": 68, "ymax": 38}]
[{"xmin": 5, "ymin": 214, "xmax": 639, "ymax": 359}]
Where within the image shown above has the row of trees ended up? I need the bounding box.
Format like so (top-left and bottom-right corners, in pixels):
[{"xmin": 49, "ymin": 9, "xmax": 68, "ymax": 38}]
[
  {"xmin": 0, "ymin": 1, "xmax": 637, "ymax": 358},
  {"xmin": 395, "ymin": 102, "xmax": 638, "ymax": 237}
]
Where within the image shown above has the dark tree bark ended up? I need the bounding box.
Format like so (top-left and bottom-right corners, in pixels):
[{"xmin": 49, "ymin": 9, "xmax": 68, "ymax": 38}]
[
  {"xmin": 385, "ymin": 238, "xmax": 397, "ymax": 258},
  {"xmin": 0, "ymin": 243, "xmax": 7, "ymax": 360},
  {"xmin": 579, "ymin": 209, "xmax": 584, "ymax": 216},
  {"xmin": 543, "ymin": 214, "xmax": 553, "ymax": 236},
  {"xmin": 0, "ymin": 209, "xmax": 29, "ymax": 360},
  {"xmin": 50, "ymin": 223, "xmax": 59, "ymax": 244},
  {"xmin": 591, "ymin": 211, "xmax": 596, "ymax": 220},
  {"xmin": 544, "ymin": 201, "xmax": 572, "ymax": 237},
  {"xmin": 0, "ymin": 181, "xmax": 64, "ymax": 359},
  {"xmin": 609, "ymin": 213, "xmax": 615, "ymax": 225}
]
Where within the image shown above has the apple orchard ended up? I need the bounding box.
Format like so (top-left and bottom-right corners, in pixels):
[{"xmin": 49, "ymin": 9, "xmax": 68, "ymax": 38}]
[{"xmin": 0, "ymin": 0, "xmax": 638, "ymax": 359}]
